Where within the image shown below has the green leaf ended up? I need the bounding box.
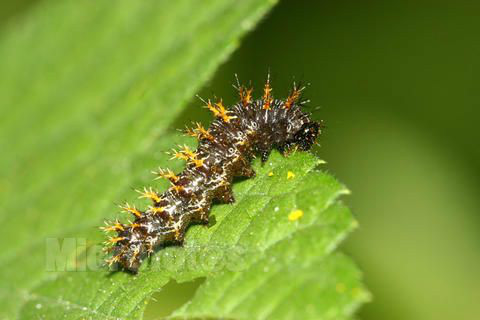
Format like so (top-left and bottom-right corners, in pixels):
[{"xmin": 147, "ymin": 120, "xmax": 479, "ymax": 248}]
[
  {"xmin": 0, "ymin": 1, "xmax": 368, "ymax": 319},
  {"xmin": 170, "ymin": 152, "xmax": 369, "ymax": 320},
  {"xmin": 17, "ymin": 152, "xmax": 368, "ymax": 320}
]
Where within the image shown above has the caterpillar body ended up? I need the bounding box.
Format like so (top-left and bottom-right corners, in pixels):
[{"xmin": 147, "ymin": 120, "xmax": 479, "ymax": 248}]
[{"xmin": 102, "ymin": 76, "xmax": 322, "ymax": 272}]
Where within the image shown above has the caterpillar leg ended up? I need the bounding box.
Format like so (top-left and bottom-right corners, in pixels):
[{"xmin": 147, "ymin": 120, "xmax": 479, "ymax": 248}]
[
  {"xmin": 215, "ymin": 183, "xmax": 235, "ymax": 204},
  {"xmin": 235, "ymin": 157, "xmax": 256, "ymax": 178}
]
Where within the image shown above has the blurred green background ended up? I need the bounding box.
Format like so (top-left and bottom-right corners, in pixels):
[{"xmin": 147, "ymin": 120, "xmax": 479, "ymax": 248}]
[{"xmin": 2, "ymin": 0, "xmax": 479, "ymax": 319}]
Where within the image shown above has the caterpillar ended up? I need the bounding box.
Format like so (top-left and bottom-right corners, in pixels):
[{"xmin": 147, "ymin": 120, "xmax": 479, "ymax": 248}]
[{"xmin": 102, "ymin": 75, "xmax": 322, "ymax": 272}]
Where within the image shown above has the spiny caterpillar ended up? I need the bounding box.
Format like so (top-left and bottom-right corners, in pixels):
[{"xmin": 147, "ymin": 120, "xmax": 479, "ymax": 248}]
[{"xmin": 102, "ymin": 75, "xmax": 322, "ymax": 272}]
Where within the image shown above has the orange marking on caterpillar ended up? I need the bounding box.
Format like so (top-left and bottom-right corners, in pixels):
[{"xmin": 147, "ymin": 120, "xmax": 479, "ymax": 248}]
[
  {"xmin": 263, "ymin": 77, "xmax": 273, "ymax": 110},
  {"xmin": 284, "ymin": 84, "xmax": 302, "ymax": 109},
  {"xmin": 108, "ymin": 237, "xmax": 125, "ymax": 244},
  {"xmin": 101, "ymin": 220, "xmax": 125, "ymax": 232},
  {"xmin": 148, "ymin": 205, "xmax": 165, "ymax": 215},
  {"xmin": 137, "ymin": 187, "xmax": 161, "ymax": 203},
  {"xmin": 170, "ymin": 183, "xmax": 185, "ymax": 193},
  {"xmin": 205, "ymin": 99, "xmax": 236, "ymax": 122},
  {"xmin": 239, "ymin": 86, "xmax": 253, "ymax": 107},
  {"xmin": 120, "ymin": 203, "xmax": 142, "ymax": 218},
  {"xmin": 129, "ymin": 223, "xmax": 141, "ymax": 230},
  {"xmin": 153, "ymin": 168, "xmax": 179, "ymax": 183},
  {"xmin": 106, "ymin": 254, "xmax": 121, "ymax": 266},
  {"xmin": 186, "ymin": 122, "xmax": 214, "ymax": 141},
  {"xmin": 174, "ymin": 145, "xmax": 205, "ymax": 167}
]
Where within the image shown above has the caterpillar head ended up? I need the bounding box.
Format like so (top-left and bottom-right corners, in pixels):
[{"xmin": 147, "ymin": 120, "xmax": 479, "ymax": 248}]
[
  {"xmin": 281, "ymin": 120, "xmax": 321, "ymax": 153},
  {"xmin": 293, "ymin": 122, "xmax": 321, "ymax": 151}
]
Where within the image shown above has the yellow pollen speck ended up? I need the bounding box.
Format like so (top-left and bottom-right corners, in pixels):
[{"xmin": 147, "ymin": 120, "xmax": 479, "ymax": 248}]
[
  {"xmin": 288, "ymin": 209, "xmax": 303, "ymax": 221},
  {"xmin": 268, "ymin": 171, "xmax": 274, "ymax": 177},
  {"xmin": 287, "ymin": 171, "xmax": 295, "ymax": 179}
]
